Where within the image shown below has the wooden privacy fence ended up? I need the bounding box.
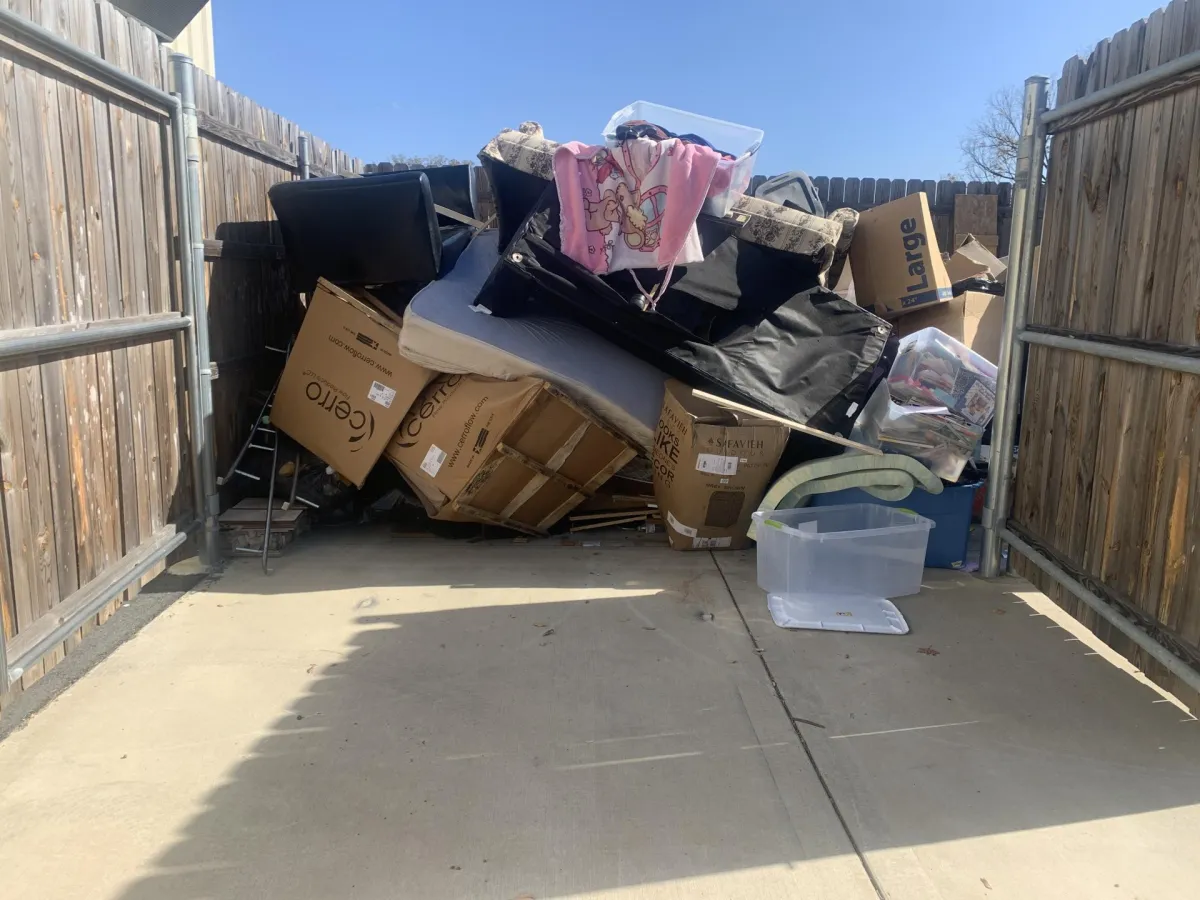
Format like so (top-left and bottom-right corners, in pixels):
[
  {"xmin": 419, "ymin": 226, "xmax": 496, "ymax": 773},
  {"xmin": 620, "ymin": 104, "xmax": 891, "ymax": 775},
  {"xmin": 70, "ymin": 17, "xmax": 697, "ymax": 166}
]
[
  {"xmin": 811, "ymin": 176, "xmax": 1014, "ymax": 257},
  {"xmin": 1007, "ymin": 0, "xmax": 1200, "ymax": 707},
  {"xmin": 0, "ymin": 0, "xmax": 360, "ymax": 710},
  {"xmin": 0, "ymin": 0, "xmax": 189, "ymax": 698},
  {"xmin": 190, "ymin": 68, "xmax": 361, "ymax": 480}
]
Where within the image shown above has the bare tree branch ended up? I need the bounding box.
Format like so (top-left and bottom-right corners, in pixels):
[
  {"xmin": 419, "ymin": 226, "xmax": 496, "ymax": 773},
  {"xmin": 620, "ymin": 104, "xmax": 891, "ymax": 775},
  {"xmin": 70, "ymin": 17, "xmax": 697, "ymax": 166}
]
[{"xmin": 960, "ymin": 85, "xmax": 1052, "ymax": 183}]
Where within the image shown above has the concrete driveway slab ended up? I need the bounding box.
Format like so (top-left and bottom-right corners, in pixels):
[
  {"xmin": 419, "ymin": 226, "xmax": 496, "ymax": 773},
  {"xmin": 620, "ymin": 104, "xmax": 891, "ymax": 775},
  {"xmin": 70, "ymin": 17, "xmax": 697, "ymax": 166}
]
[
  {"xmin": 715, "ymin": 553, "xmax": 1200, "ymax": 900},
  {"xmin": 0, "ymin": 531, "xmax": 876, "ymax": 900}
]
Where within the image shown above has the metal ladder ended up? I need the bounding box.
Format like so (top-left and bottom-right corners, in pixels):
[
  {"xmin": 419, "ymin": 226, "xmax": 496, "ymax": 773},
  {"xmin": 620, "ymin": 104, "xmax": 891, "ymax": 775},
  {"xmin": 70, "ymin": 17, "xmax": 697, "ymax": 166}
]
[{"xmin": 217, "ymin": 347, "xmax": 318, "ymax": 573}]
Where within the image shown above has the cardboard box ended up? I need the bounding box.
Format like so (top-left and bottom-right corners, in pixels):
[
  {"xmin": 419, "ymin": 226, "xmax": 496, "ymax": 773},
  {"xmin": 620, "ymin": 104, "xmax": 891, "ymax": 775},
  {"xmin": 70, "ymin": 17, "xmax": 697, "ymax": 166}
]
[
  {"xmin": 895, "ymin": 291, "xmax": 1005, "ymax": 364},
  {"xmin": 652, "ymin": 381, "xmax": 789, "ymax": 551},
  {"xmin": 849, "ymin": 193, "xmax": 953, "ymax": 317},
  {"xmin": 945, "ymin": 235, "xmax": 1007, "ymax": 284},
  {"xmin": 270, "ymin": 278, "xmax": 434, "ymax": 487},
  {"xmin": 386, "ymin": 374, "xmax": 637, "ymax": 534}
]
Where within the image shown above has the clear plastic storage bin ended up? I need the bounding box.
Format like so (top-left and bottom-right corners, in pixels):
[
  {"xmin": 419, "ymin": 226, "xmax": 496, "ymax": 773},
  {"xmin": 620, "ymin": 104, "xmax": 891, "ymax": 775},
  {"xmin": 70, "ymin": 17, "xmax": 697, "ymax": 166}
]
[
  {"xmin": 752, "ymin": 504, "xmax": 934, "ymax": 601},
  {"xmin": 602, "ymin": 101, "xmax": 764, "ymax": 217}
]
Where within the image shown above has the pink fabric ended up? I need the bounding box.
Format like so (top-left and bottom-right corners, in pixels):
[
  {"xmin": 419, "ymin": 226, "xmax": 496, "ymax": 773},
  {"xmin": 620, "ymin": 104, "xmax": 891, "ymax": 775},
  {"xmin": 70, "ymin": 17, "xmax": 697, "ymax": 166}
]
[{"xmin": 554, "ymin": 138, "xmax": 722, "ymax": 284}]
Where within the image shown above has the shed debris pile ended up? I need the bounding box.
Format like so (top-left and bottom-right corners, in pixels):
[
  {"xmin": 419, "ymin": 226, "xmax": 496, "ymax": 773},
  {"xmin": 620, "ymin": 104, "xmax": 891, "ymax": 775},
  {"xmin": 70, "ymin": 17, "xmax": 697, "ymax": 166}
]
[{"xmin": 225, "ymin": 101, "xmax": 1007, "ymax": 628}]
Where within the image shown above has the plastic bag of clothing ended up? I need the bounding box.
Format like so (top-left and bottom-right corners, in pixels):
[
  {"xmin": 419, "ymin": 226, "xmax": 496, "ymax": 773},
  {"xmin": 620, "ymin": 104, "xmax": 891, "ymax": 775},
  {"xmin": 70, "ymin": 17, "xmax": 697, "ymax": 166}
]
[
  {"xmin": 879, "ymin": 402, "xmax": 983, "ymax": 481},
  {"xmin": 478, "ymin": 187, "xmax": 893, "ymax": 441}
]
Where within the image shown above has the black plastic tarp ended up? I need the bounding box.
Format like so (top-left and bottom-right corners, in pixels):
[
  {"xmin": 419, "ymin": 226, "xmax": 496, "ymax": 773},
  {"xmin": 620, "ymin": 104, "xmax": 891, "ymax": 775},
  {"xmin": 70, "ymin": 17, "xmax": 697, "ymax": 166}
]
[{"xmin": 476, "ymin": 188, "xmax": 894, "ymax": 443}]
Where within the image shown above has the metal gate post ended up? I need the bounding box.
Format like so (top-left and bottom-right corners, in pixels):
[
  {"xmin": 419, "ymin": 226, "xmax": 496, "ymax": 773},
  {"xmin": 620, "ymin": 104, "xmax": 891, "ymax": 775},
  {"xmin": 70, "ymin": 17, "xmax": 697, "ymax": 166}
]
[
  {"xmin": 171, "ymin": 53, "xmax": 220, "ymax": 568},
  {"xmin": 981, "ymin": 75, "xmax": 1049, "ymax": 578}
]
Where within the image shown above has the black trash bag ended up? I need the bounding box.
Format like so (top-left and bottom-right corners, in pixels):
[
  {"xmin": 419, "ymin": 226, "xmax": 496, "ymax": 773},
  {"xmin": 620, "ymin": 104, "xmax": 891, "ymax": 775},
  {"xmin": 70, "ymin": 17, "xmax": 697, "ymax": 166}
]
[{"xmin": 481, "ymin": 188, "xmax": 892, "ymax": 439}]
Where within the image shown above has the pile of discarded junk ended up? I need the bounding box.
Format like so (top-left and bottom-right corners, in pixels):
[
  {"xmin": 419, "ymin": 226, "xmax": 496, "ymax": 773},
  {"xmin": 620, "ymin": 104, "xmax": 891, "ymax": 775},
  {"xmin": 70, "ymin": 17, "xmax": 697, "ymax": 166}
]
[{"xmin": 225, "ymin": 102, "xmax": 1010, "ymax": 636}]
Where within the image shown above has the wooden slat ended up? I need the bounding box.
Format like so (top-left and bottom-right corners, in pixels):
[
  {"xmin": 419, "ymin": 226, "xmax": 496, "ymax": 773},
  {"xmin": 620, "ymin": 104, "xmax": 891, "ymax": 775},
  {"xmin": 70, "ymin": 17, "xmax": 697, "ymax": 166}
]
[
  {"xmin": 1061, "ymin": 26, "xmax": 1137, "ymax": 593},
  {"xmin": 843, "ymin": 176, "xmax": 860, "ymax": 208},
  {"xmin": 826, "ymin": 176, "xmax": 844, "ymax": 208},
  {"xmin": 10, "ymin": 12, "xmax": 70, "ymax": 683},
  {"xmin": 811, "ymin": 175, "xmax": 828, "ymax": 205},
  {"xmin": 953, "ymin": 193, "xmax": 999, "ymax": 238},
  {"xmin": 1140, "ymin": 1, "xmax": 1200, "ymax": 646},
  {"xmin": 72, "ymin": 0, "xmax": 122, "ymax": 585},
  {"xmin": 47, "ymin": 0, "xmax": 102, "ymax": 597},
  {"xmin": 0, "ymin": 44, "xmax": 39, "ymax": 660},
  {"xmin": 197, "ymin": 109, "xmax": 298, "ymax": 170},
  {"xmin": 98, "ymin": 0, "xmax": 149, "ymax": 586},
  {"xmin": 1084, "ymin": 16, "xmax": 1166, "ymax": 621},
  {"xmin": 1014, "ymin": 54, "xmax": 1089, "ymax": 549},
  {"xmin": 934, "ymin": 179, "xmax": 953, "ymax": 209},
  {"xmin": 128, "ymin": 18, "xmax": 176, "ymax": 552},
  {"xmin": 858, "ymin": 177, "xmax": 875, "ymax": 209}
]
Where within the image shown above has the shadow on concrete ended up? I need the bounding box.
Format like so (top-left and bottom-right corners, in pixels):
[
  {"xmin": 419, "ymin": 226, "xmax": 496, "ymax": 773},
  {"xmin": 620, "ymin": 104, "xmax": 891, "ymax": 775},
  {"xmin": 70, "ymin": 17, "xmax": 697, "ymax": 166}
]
[
  {"xmin": 108, "ymin": 531, "xmax": 1200, "ymax": 898},
  {"xmin": 111, "ymin": 539, "xmax": 853, "ymax": 898}
]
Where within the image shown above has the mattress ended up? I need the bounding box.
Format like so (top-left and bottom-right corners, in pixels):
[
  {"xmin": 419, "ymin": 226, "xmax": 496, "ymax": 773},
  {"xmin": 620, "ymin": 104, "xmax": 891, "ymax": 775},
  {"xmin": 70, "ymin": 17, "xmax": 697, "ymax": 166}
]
[{"xmin": 398, "ymin": 231, "xmax": 667, "ymax": 452}]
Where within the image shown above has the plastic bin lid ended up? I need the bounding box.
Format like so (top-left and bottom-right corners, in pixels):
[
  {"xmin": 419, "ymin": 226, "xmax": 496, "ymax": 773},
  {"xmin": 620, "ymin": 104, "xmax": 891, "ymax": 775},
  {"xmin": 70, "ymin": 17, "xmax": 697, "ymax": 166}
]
[{"xmin": 767, "ymin": 592, "xmax": 909, "ymax": 635}]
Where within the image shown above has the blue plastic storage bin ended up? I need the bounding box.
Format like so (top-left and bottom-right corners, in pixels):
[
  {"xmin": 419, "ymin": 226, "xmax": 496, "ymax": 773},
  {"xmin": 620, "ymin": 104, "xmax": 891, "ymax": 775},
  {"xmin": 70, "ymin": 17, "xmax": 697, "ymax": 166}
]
[{"xmin": 810, "ymin": 482, "xmax": 983, "ymax": 569}]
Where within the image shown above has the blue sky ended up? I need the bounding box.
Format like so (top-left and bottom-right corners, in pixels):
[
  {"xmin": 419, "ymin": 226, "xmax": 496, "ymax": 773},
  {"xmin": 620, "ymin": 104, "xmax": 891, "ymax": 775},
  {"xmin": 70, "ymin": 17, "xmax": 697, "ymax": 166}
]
[{"xmin": 213, "ymin": 0, "xmax": 1154, "ymax": 180}]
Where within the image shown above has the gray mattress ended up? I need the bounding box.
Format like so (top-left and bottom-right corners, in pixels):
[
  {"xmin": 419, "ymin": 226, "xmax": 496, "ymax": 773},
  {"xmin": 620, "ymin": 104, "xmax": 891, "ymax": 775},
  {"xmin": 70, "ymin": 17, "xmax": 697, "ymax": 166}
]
[{"xmin": 398, "ymin": 231, "xmax": 666, "ymax": 452}]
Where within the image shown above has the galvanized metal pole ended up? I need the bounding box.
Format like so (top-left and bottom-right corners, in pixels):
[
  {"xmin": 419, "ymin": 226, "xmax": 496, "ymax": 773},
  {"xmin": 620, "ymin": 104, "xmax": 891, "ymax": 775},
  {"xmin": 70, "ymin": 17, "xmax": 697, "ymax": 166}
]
[
  {"xmin": 1020, "ymin": 329, "xmax": 1200, "ymax": 375},
  {"xmin": 0, "ymin": 313, "xmax": 190, "ymax": 363},
  {"xmin": 297, "ymin": 134, "xmax": 311, "ymax": 180},
  {"xmin": 171, "ymin": 53, "xmax": 220, "ymax": 568},
  {"xmin": 0, "ymin": 6, "xmax": 176, "ymax": 109},
  {"xmin": 169, "ymin": 62, "xmax": 212, "ymax": 571},
  {"xmin": 982, "ymin": 76, "xmax": 1049, "ymax": 578}
]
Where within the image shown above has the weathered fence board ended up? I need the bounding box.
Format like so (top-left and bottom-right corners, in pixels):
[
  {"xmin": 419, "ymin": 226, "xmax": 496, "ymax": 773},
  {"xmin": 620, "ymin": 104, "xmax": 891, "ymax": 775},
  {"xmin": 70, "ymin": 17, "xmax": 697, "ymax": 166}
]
[{"xmin": 811, "ymin": 174, "xmax": 1014, "ymax": 256}]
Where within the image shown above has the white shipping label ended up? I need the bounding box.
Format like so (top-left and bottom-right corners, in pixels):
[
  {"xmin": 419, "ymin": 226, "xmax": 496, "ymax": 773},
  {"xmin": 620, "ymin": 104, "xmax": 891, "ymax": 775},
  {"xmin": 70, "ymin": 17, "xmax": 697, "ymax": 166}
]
[
  {"xmin": 696, "ymin": 453, "xmax": 739, "ymax": 475},
  {"xmin": 367, "ymin": 380, "xmax": 397, "ymax": 409},
  {"xmin": 420, "ymin": 444, "xmax": 447, "ymax": 477},
  {"xmin": 692, "ymin": 536, "xmax": 732, "ymax": 549},
  {"xmin": 666, "ymin": 510, "xmax": 697, "ymax": 537}
]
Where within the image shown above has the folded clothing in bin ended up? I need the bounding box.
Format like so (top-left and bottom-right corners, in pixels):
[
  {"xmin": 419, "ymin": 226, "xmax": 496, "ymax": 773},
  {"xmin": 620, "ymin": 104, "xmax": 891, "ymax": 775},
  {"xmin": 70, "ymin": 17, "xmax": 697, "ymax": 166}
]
[{"xmin": 398, "ymin": 231, "xmax": 667, "ymax": 453}]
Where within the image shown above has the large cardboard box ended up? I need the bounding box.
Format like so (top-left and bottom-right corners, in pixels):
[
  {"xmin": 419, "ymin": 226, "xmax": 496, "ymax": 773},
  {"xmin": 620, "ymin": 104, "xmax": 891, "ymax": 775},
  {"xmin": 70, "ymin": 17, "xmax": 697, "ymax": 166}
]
[
  {"xmin": 652, "ymin": 381, "xmax": 789, "ymax": 551},
  {"xmin": 849, "ymin": 193, "xmax": 953, "ymax": 318},
  {"xmin": 270, "ymin": 279, "xmax": 433, "ymax": 487},
  {"xmin": 894, "ymin": 291, "xmax": 1005, "ymax": 364},
  {"xmin": 386, "ymin": 374, "xmax": 637, "ymax": 534}
]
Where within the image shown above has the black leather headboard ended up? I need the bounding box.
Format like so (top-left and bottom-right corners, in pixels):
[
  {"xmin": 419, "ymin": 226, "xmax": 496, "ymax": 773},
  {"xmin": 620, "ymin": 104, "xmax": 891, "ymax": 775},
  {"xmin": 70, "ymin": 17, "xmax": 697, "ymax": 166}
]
[{"xmin": 269, "ymin": 171, "xmax": 441, "ymax": 294}]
